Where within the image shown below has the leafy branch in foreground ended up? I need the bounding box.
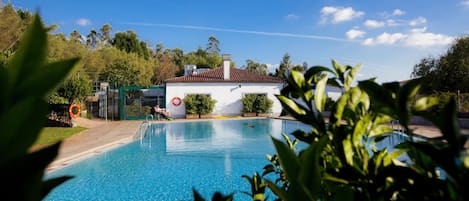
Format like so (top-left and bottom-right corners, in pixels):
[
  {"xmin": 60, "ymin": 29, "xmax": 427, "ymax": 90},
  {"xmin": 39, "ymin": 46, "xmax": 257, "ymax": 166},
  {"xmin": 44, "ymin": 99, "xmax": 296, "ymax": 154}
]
[
  {"xmin": 264, "ymin": 60, "xmax": 468, "ymax": 200},
  {"xmin": 0, "ymin": 14, "xmax": 78, "ymax": 200}
]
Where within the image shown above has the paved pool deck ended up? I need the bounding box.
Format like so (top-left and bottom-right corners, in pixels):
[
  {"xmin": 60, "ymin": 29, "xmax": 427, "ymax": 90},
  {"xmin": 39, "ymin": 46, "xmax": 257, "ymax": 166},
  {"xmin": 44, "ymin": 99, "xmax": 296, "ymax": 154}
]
[{"xmin": 46, "ymin": 117, "xmax": 468, "ymax": 172}]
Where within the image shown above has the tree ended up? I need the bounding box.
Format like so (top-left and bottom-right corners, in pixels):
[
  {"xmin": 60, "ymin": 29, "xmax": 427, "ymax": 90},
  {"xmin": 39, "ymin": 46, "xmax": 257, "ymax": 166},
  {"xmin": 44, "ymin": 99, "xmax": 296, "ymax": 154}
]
[
  {"xmin": 99, "ymin": 24, "xmax": 112, "ymax": 47},
  {"xmin": 155, "ymin": 43, "xmax": 164, "ymax": 59},
  {"xmin": 245, "ymin": 59, "xmax": 267, "ymax": 75},
  {"xmin": 275, "ymin": 53, "xmax": 292, "ymax": 79},
  {"xmin": 152, "ymin": 54, "xmax": 178, "ymax": 84},
  {"xmin": 86, "ymin": 29, "xmax": 100, "ymax": 49},
  {"xmin": 69, "ymin": 30, "xmax": 83, "ymax": 44},
  {"xmin": 112, "ymin": 30, "xmax": 142, "ymax": 55},
  {"xmin": 56, "ymin": 73, "xmax": 93, "ymax": 103},
  {"xmin": 206, "ymin": 35, "xmax": 220, "ymax": 56},
  {"xmin": 169, "ymin": 48, "xmax": 185, "ymax": 76},
  {"xmin": 411, "ymin": 35, "xmax": 469, "ymax": 93},
  {"xmin": 0, "ymin": 4, "xmax": 22, "ymax": 51},
  {"xmin": 139, "ymin": 41, "xmax": 150, "ymax": 60}
]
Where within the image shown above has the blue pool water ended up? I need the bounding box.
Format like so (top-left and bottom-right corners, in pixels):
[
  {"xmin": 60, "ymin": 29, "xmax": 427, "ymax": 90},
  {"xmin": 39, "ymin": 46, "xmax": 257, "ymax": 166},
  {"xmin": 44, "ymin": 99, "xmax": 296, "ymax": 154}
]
[
  {"xmin": 45, "ymin": 119, "xmax": 311, "ymax": 201},
  {"xmin": 44, "ymin": 119, "xmax": 411, "ymax": 201}
]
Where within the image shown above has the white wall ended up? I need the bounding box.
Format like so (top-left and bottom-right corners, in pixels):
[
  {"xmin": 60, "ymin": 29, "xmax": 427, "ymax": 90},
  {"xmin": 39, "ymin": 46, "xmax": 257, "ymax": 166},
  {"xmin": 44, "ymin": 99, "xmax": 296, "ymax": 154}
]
[{"xmin": 165, "ymin": 82, "xmax": 283, "ymax": 118}]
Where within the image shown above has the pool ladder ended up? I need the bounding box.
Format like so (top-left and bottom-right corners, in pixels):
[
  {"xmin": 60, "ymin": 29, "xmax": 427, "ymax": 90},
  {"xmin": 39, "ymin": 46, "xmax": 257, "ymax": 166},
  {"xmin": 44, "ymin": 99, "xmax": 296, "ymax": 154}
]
[
  {"xmin": 390, "ymin": 119, "xmax": 405, "ymax": 133},
  {"xmin": 137, "ymin": 115, "xmax": 154, "ymax": 147}
]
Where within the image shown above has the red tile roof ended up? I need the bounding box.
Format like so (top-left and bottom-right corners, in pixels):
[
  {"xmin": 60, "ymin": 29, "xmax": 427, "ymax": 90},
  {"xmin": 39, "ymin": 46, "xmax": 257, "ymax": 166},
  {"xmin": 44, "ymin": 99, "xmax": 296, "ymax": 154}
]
[{"xmin": 165, "ymin": 67, "xmax": 284, "ymax": 83}]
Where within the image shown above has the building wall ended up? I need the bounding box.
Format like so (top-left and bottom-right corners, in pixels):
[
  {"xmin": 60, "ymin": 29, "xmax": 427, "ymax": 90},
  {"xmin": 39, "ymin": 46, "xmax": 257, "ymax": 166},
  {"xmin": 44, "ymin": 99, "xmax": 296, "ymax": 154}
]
[{"xmin": 165, "ymin": 82, "xmax": 283, "ymax": 118}]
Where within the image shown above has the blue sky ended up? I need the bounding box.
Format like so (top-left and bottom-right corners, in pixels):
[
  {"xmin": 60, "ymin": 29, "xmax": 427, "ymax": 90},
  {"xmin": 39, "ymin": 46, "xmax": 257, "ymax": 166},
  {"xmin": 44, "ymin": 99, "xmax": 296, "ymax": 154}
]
[{"xmin": 8, "ymin": 0, "xmax": 469, "ymax": 83}]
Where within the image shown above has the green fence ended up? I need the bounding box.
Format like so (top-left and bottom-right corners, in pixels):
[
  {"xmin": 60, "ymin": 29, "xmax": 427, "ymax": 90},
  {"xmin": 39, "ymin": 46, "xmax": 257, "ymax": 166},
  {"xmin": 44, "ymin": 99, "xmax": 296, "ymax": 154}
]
[{"xmin": 119, "ymin": 86, "xmax": 165, "ymax": 120}]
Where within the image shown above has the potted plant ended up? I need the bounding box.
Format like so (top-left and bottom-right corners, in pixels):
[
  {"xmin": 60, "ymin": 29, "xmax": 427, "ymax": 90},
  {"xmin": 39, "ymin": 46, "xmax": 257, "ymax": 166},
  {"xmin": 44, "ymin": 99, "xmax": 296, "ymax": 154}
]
[
  {"xmin": 255, "ymin": 95, "xmax": 273, "ymax": 117},
  {"xmin": 242, "ymin": 94, "xmax": 273, "ymax": 117},
  {"xmin": 183, "ymin": 94, "xmax": 199, "ymax": 119},
  {"xmin": 197, "ymin": 94, "xmax": 216, "ymax": 119},
  {"xmin": 242, "ymin": 94, "xmax": 258, "ymax": 117}
]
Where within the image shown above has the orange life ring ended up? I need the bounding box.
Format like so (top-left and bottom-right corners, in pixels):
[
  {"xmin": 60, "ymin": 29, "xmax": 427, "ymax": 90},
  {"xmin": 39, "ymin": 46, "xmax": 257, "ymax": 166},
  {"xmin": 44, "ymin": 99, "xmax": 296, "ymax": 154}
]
[
  {"xmin": 69, "ymin": 103, "xmax": 81, "ymax": 118},
  {"xmin": 171, "ymin": 97, "xmax": 182, "ymax": 107}
]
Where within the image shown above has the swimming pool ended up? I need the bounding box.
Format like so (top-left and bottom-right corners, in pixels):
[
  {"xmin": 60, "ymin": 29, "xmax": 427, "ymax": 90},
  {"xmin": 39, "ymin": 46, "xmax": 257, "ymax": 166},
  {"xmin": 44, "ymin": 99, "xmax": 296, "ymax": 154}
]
[
  {"xmin": 45, "ymin": 119, "xmax": 312, "ymax": 201},
  {"xmin": 44, "ymin": 119, "xmax": 412, "ymax": 200}
]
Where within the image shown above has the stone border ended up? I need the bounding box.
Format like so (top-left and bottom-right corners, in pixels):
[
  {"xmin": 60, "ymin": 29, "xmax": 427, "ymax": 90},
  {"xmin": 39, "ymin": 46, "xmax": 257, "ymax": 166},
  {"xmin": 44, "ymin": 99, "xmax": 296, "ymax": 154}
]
[{"xmin": 47, "ymin": 136, "xmax": 134, "ymax": 173}]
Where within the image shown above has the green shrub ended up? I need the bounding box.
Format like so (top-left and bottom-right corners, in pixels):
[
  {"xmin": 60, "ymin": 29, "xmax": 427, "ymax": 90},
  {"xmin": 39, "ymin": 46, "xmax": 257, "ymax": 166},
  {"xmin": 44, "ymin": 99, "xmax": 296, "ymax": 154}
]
[
  {"xmin": 242, "ymin": 94, "xmax": 273, "ymax": 113},
  {"xmin": 183, "ymin": 94, "xmax": 198, "ymax": 114},
  {"xmin": 241, "ymin": 94, "xmax": 257, "ymax": 113},
  {"xmin": 183, "ymin": 94, "xmax": 216, "ymax": 115}
]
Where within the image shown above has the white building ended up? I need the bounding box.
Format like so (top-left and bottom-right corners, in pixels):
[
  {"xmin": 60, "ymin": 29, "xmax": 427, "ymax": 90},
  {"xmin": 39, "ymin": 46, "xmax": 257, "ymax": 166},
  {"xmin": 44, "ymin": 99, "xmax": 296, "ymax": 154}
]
[{"xmin": 164, "ymin": 55, "xmax": 284, "ymax": 118}]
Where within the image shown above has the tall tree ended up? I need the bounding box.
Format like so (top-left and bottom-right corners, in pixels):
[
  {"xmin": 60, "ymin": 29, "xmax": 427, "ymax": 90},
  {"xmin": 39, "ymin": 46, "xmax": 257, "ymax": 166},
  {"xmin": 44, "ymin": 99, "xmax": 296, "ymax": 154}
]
[
  {"xmin": 245, "ymin": 59, "xmax": 267, "ymax": 75},
  {"xmin": 57, "ymin": 73, "xmax": 93, "ymax": 103},
  {"xmin": 170, "ymin": 48, "xmax": 185, "ymax": 75},
  {"xmin": 69, "ymin": 30, "xmax": 83, "ymax": 44},
  {"xmin": 155, "ymin": 43, "xmax": 164, "ymax": 59},
  {"xmin": 112, "ymin": 30, "xmax": 147, "ymax": 57},
  {"xmin": 86, "ymin": 29, "xmax": 100, "ymax": 49},
  {"xmin": 0, "ymin": 4, "xmax": 22, "ymax": 51},
  {"xmin": 139, "ymin": 41, "xmax": 150, "ymax": 60},
  {"xmin": 275, "ymin": 53, "xmax": 292, "ymax": 79},
  {"xmin": 152, "ymin": 54, "xmax": 178, "ymax": 84},
  {"xmin": 99, "ymin": 24, "xmax": 112, "ymax": 47},
  {"xmin": 206, "ymin": 35, "xmax": 220, "ymax": 56},
  {"xmin": 411, "ymin": 35, "xmax": 469, "ymax": 93}
]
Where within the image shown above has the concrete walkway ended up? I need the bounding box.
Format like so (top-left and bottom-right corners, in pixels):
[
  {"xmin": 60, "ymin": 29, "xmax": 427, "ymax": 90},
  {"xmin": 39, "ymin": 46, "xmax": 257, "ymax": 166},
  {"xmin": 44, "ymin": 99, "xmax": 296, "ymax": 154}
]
[
  {"xmin": 46, "ymin": 117, "xmax": 467, "ymax": 172},
  {"xmin": 47, "ymin": 118, "xmax": 141, "ymax": 171}
]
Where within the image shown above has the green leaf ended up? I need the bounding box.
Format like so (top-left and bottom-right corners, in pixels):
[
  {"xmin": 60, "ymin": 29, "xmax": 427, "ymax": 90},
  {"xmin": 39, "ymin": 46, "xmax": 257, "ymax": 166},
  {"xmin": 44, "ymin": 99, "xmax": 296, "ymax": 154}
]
[
  {"xmin": 323, "ymin": 174, "xmax": 349, "ymax": 184},
  {"xmin": 1, "ymin": 142, "xmax": 64, "ymax": 200},
  {"xmin": 15, "ymin": 58, "xmax": 79, "ymax": 100},
  {"xmin": 342, "ymin": 135, "xmax": 354, "ymax": 166},
  {"xmin": 5, "ymin": 14, "xmax": 47, "ymax": 97},
  {"xmin": 314, "ymin": 75, "xmax": 328, "ymax": 112},
  {"xmin": 412, "ymin": 96, "xmax": 439, "ymax": 112},
  {"xmin": 193, "ymin": 189, "xmax": 206, "ymax": 201},
  {"xmin": 369, "ymin": 124, "xmax": 393, "ymax": 138},
  {"xmin": 0, "ymin": 98, "xmax": 47, "ymax": 161},
  {"xmin": 265, "ymin": 180, "xmax": 287, "ymax": 200},
  {"xmin": 397, "ymin": 78, "xmax": 422, "ymax": 126},
  {"xmin": 344, "ymin": 64, "xmax": 362, "ymax": 91},
  {"xmin": 271, "ymin": 137, "xmax": 300, "ymax": 181},
  {"xmin": 41, "ymin": 176, "xmax": 74, "ymax": 200},
  {"xmin": 276, "ymin": 95, "xmax": 307, "ymax": 115},
  {"xmin": 304, "ymin": 66, "xmax": 335, "ymax": 83},
  {"xmin": 298, "ymin": 136, "xmax": 329, "ymax": 197}
]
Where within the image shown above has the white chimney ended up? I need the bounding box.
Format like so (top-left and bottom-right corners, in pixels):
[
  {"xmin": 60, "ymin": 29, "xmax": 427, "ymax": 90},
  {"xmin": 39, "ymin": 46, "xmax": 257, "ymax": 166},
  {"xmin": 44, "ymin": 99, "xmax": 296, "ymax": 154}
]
[{"xmin": 223, "ymin": 54, "xmax": 231, "ymax": 80}]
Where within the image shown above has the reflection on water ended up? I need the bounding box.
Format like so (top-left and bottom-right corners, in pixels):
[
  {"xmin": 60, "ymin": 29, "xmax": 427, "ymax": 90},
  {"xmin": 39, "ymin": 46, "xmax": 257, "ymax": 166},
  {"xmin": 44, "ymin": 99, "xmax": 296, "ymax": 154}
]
[{"xmin": 51, "ymin": 119, "xmax": 417, "ymax": 200}]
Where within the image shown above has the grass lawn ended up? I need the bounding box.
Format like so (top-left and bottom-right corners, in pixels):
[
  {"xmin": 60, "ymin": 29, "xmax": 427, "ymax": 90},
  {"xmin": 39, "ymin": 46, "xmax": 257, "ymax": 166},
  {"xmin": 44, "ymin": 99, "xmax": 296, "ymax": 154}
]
[{"xmin": 34, "ymin": 126, "xmax": 87, "ymax": 146}]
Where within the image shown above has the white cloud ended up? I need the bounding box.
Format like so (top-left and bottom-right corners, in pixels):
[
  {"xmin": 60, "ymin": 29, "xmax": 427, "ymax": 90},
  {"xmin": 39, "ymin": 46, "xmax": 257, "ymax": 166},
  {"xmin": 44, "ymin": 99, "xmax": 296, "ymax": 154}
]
[
  {"xmin": 409, "ymin": 17, "xmax": 426, "ymax": 26},
  {"xmin": 76, "ymin": 18, "xmax": 91, "ymax": 26},
  {"xmin": 362, "ymin": 28, "xmax": 454, "ymax": 47},
  {"xmin": 364, "ymin": 20, "xmax": 385, "ymax": 28},
  {"xmin": 404, "ymin": 28, "xmax": 454, "ymax": 47},
  {"xmin": 320, "ymin": 6, "xmax": 364, "ymax": 24},
  {"xmin": 462, "ymin": 1, "xmax": 469, "ymax": 7},
  {"xmin": 285, "ymin": 14, "xmax": 300, "ymax": 20},
  {"xmin": 386, "ymin": 19, "xmax": 400, "ymax": 27},
  {"xmin": 392, "ymin": 9, "xmax": 405, "ymax": 16},
  {"xmin": 346, "ymin": 29, "xmax": 365, "ymax": 39},
  {"xmin": 376, "ymin": 32, "xmax": 406, "ymax": 44}
]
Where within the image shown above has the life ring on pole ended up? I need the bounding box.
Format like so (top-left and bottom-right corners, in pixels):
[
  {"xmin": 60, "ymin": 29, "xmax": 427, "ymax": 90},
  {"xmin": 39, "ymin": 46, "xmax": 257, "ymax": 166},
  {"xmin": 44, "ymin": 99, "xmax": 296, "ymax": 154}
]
[
  {"xmin": 69, "ymin": 103, "xmax": 81, "ymax": 118},
  {"xmin": 171, "ymin": 97, "xmax": 182, "ymax": 107}
]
